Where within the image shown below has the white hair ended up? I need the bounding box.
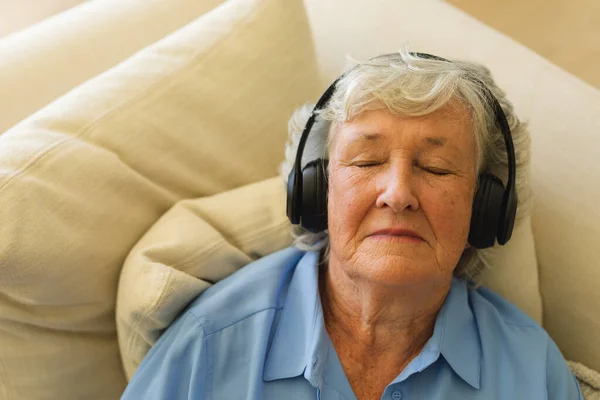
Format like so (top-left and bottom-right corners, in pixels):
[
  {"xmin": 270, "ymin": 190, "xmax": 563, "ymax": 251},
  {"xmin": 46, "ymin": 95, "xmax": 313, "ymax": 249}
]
[{"xmin": 279, "ymin": 49, "xmax": 532, "ymax": 282}]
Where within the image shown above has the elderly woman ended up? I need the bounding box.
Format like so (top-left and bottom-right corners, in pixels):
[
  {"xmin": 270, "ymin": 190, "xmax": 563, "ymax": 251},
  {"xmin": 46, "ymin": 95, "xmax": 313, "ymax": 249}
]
[{"xmin": 122, "ymin": 51, "xmax": 582, "ymax": 399}]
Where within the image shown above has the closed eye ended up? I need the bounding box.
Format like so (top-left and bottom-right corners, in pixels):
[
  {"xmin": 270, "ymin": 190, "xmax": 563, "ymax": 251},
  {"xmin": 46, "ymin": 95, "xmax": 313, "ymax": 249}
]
[
  {"xmin": 352, "ymin": 161, "xmax": 450, "ymax": 175},
  {"xmin": 354, "ymin": 161, "xmax": 382, "ymax": 168},
  {"xmin": 422, "ymin": 167, "xmax": 450, "ymax": 176}
]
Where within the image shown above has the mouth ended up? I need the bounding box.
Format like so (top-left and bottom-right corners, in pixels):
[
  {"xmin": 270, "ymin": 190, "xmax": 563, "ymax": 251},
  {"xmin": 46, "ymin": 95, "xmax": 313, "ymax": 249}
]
[{"xmin": 368, "ymin": 229, "xmax": 424, "ymax": 242}]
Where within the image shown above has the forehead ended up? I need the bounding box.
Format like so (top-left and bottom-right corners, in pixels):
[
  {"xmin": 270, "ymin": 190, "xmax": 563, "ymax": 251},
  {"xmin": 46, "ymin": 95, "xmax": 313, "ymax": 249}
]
[{"xmin": 332, "ymin": 101, "xmax": 475, "ymax": 154}]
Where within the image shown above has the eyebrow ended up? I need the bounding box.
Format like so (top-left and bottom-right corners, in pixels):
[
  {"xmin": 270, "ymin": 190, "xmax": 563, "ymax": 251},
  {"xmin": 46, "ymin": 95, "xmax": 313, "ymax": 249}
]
[
  {"xmin": 348, "ymin": 132, "xmax": 449, "ymax": 147},
  {"xmin": 424, "ymin": 136, "xmax": 448, "ymax": 147},
  {"xmin": 350, "ymin": 132, "xmax": 382, "ymax": 142}
]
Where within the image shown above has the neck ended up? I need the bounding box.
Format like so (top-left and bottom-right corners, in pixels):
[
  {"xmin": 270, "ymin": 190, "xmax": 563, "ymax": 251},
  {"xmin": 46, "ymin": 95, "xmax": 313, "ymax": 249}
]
[{"xmin": 319, "ymin": 256, "xmax": 452, "ymax": 376}]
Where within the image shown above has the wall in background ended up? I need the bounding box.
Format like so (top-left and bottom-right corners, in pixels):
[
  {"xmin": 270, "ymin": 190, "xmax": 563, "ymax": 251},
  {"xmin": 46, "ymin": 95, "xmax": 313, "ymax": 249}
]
[{"xmin": 445, "ymin": 0, "xmax": 600, "ymax": 89}]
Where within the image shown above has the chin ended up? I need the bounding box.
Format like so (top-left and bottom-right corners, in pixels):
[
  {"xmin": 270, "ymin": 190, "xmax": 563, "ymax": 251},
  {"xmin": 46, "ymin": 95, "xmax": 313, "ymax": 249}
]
[{"xmin": 351, "ymin": 250, "xmax": 446, "ymax": 287}]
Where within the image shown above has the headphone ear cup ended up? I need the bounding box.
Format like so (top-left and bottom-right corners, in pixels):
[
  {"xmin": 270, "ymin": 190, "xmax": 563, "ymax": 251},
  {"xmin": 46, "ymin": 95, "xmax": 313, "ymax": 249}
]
[
  {"xmin": 301, "ymin": 159, "xmax": 328, "ymax": 233},
  {"xmin": 469, "ymin": 173, "xmax": 505, "ymax": 249},
  {"xmin": 286, "ymin": 169, "xmax": 301, "ymax": 224},
  {"xmin": 498, "ymin": 185, "xmax": 518, "ymax": 245}
]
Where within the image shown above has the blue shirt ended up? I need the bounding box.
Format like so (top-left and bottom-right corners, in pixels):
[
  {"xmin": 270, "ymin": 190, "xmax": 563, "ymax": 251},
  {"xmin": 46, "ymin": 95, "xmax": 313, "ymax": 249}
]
[{"xmin": 122, "ymin": 248, "xmax": 582, "ymax": 400}]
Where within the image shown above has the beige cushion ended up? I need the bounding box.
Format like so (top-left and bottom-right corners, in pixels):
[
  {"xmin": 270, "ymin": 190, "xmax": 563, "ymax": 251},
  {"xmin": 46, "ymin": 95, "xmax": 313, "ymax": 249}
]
[
  {"xmin": 117, "ymin": 177, "xmax": 292, "ymax": 378},
  {"xmin": 529, "ymin": 80, "xmax": 600, "ymax": 372},
  {"xmin": 0, "ymin": 0, "xmax": 320, "ymax": 397},
  {"xmin": 478, "ymin": 216, "xmax": 541, "ymax": 322},
  {"xmin": 0, "ymin": 0, "xmax": 225, "ymax": 134}
]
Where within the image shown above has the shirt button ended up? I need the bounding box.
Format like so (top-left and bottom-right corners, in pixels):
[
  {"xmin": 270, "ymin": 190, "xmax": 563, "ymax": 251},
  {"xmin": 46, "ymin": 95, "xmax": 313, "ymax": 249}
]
[{"xmin": 391, "ymin": 391, "xmax": 402, "ymax": 400}]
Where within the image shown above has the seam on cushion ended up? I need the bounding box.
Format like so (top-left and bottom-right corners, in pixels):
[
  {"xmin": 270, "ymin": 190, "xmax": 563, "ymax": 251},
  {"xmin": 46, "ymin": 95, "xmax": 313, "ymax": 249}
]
[
  {"xmin": 165, "ymin": 220, "xmax": 289, "ymax": 304},
  {"xmin": 176, "ymin": 231, "xmax": 254, "ymax": 271},
  {"xmin": 233, "ymin": 219, "xmax": 290, "ymax": 246},
  {"xmin": 0, "ymin": 135, "xmax": 73, "ymax": 192},
  {"xmin": 175, "ymin": 203, "xmax": 290, "ymax": 269},
  {"xmin": 169, "ymin": 228, "xmax": 246, "ymax": 271},
  {"xmin": 0, "ymin": 0, "xmax": 269, "ymax": 195},
  {"xmin": 126, "ymin": 263, "xmax": 175, "ymax": 361},
  {"xmin": 0, "ymin": 67, "xmax": 162, "ymax": 192},
  {"xmin": 174, "ymin": 219, "xmax": 289, "ymax": 272},
  {"xmin": 210, "ymin": 219, "xmax": 291, "ymax": 258}
]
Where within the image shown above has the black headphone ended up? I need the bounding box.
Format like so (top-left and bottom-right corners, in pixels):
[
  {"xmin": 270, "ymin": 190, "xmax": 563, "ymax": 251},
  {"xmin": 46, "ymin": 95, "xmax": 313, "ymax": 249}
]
[{"xmin": 286, "ymin": 52, "xmax": 517, "ymax": 249}]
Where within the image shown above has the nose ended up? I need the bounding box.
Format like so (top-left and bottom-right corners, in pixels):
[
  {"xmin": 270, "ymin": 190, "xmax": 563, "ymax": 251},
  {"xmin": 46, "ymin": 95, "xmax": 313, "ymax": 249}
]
[{"xmin": 375, "ymin": 160, "xmax": 420, "ymax": 212}]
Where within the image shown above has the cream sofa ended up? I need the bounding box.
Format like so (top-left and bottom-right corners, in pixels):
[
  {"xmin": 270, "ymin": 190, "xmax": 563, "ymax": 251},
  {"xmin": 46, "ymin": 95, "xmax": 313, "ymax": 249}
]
[{"xmin": 0, "ymin": 0, "xmax": 598, "ymax": 399}]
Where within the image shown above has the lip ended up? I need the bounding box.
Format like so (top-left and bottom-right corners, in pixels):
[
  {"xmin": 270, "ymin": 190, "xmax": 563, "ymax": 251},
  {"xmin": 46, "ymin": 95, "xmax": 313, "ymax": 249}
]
[{"xmin": 368, "ymin": 228, "xmax": 424, "ymax": 241}]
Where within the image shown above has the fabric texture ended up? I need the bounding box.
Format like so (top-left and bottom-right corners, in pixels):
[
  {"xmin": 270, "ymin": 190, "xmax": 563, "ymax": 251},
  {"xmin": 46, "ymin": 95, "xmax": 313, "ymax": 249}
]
[
  {"xmin": 0, "ymin": 0, "xmax": 320, "ymax": 398},
  {"xmin": 0, "ymin": 0, "xmax": 226, "ymax": 134},
  {"xmin": 122, "ymin": 248, "xmax": 582, "ymax": 399},
  {"xmin": 569, "ymin": 362, "xmax": 600, "ymax": 400},
  {"xmin": 118, "ymin": 177, "xmax": 292, "ymax": 378}
]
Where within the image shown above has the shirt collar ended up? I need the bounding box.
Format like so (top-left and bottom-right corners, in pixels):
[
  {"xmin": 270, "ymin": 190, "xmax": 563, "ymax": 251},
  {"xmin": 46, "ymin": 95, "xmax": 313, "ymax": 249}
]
[
  {"xmin": 436, "ymin": 278, "xmax": 482, "ymax": 389},
  {"xmin": 263, "ymin": 252, "xmax": 482, "ymax": 390},
  {"xmin": 263, "ymin": 251, "xmax": 327, "ymax": 387}
]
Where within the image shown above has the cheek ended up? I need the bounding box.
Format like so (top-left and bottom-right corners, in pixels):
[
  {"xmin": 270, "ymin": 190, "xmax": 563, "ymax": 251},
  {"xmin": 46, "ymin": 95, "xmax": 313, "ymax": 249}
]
[
  {"xmin": 327, "ymin": 169, "xmax": 372, "ymax": 239},
  {"xmin": 426, "ymin": 187, "xmax": 473, "ymax": 243}
]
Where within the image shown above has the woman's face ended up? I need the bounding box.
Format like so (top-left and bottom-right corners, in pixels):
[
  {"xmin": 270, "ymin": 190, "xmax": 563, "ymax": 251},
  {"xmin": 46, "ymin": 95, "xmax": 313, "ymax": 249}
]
[{"xmin": 327, "ymin": 101, "xmax": 478, "ymax": 287}]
